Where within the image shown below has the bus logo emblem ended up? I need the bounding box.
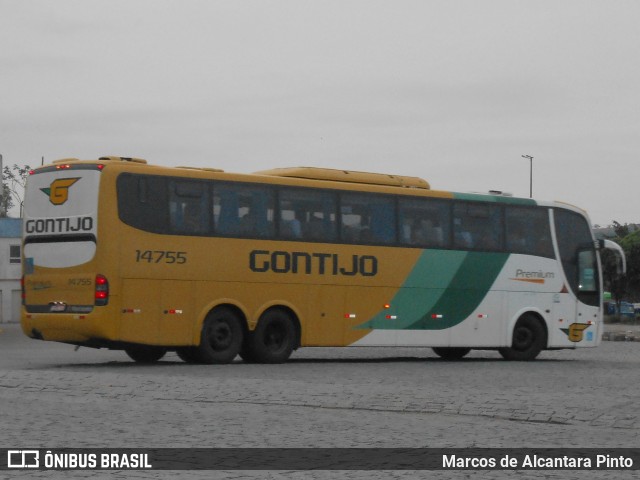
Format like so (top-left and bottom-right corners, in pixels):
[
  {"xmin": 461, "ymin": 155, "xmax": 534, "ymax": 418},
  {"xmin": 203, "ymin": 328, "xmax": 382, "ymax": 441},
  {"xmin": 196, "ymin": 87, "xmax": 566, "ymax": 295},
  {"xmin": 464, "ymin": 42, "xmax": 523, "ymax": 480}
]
[
  {"xmin": 561, "ymin": 323, "xmax": 591, "ymax": 342},
  {"xmin": 40, "ymin": 178, "xmax": 80, "ymax": 205}
]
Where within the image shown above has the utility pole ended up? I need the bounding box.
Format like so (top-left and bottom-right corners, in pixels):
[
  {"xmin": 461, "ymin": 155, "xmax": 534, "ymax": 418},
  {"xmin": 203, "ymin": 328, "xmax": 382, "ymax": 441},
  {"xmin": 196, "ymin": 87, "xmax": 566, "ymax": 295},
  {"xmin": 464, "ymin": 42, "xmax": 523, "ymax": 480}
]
[{"xmin": 521, "ymin": 155, "xmax": 533, "ymax": 198}]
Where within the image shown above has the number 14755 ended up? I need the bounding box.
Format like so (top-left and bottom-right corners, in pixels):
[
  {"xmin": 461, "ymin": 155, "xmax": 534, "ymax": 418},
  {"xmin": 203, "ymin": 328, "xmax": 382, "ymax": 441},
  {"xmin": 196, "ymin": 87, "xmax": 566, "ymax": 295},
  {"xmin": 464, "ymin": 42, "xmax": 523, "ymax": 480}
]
[{"xmin": 135, "ymin": 250, "xmax": 187, "ymax": 264}]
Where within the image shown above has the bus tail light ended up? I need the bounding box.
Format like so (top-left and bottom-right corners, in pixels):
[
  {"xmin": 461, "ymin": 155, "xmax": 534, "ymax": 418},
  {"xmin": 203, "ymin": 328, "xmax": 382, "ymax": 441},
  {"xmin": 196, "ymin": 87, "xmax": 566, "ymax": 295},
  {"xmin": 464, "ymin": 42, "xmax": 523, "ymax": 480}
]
[{"xmin": 95, "ymin": 274, "xmax": 109, "ymax": 306}]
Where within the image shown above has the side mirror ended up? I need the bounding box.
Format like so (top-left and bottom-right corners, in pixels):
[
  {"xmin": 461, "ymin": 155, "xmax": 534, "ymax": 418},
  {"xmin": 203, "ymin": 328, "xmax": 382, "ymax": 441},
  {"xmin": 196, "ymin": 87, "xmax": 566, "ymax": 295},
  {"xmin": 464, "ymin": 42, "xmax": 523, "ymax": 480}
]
[{"xmin": 600, "ymin": 239, "xmax": 627, "ymax": 275}]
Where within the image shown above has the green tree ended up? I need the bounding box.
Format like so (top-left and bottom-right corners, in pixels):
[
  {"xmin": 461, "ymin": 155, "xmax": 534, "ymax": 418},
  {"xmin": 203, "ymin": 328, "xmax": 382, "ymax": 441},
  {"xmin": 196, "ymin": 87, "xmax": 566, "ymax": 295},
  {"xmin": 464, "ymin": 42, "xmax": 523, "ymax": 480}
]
[
  {"xmin": 601, "ymin": 223, "xmax": 640, "ymax": 304},
  {"xmin": 601, "ymin": 248, "xmax": 626, "ymax": 302},
  {"xmin": 2, "ymin": 164, "xmax": 31, "ymax": 217},
  {"xmin": 619, "ymin": 230, "xmax": 640, "ymax": 302},
  {"xmin": 612, "ymin": 220, "xmax": 630, "ymax": 238},
  {"xmin": 0, "ymin": 180, "xmax": 11, "ymax": 217}
]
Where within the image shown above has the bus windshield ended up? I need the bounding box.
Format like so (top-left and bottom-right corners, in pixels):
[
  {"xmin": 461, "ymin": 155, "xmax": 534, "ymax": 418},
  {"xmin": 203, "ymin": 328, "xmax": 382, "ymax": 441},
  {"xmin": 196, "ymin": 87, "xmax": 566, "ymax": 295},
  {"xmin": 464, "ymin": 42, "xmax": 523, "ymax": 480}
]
[{"xmin": 554, "ymin": 208, "xmax": 600, "ymax": 306}]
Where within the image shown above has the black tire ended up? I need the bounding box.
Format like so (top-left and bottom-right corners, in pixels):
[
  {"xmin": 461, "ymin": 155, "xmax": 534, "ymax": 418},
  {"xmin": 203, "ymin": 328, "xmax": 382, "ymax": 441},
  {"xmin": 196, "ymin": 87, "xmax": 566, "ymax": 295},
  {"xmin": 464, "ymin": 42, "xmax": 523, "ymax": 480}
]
[
  {"xmin": 238, "ymin": 343, "xmax": 259, "ymax": 363},
  {"xmin": 125, "ymin": 345, "xmax": 167, "ymax": 363},
  {"xmin": 194, "ymin": 307, "xmax": 243, "ymax": 364},
  {"xmin": 432, "ymin": 347, "xmax": 471, "ymax": 360},
  {"xmin": 246, "ymin": 309, "xmax": 296, "ymax": 364},
  {"xmin": 499, "ymin": 314, "xmax": 546, "ymax": 361},
  {"xmin": 176, "ymin": 347, "xmax": 201, "ymax": 364}
]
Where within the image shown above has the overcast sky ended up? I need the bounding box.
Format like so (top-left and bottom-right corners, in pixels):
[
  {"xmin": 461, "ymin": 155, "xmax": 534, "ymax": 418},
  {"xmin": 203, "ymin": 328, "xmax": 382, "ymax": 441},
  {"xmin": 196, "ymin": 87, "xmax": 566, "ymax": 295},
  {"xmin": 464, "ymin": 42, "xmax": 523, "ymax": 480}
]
[{"xmin": 2, "ymin": 0, "xmax": 639, "ymax": 226}]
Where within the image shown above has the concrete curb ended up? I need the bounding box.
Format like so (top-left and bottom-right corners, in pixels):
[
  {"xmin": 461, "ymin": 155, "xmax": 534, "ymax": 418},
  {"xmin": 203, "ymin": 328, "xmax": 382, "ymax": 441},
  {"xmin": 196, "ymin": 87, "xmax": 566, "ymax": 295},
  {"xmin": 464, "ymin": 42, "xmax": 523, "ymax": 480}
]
[
  {"xmin": 602, "ymin": 322, "xmax": 640, "ymax": 341},
  {"xmin": 602, "ymin": 331, "xmax": 640, "ymax": 342}
]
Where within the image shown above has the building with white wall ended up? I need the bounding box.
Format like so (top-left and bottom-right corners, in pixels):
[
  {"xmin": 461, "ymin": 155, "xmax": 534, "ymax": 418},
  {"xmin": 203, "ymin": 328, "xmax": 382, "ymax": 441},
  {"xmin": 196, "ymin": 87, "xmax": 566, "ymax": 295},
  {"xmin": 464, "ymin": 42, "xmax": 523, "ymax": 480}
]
[{"xmin": 0, "ymin": 218, "xmax": 22, "ymax": 323}]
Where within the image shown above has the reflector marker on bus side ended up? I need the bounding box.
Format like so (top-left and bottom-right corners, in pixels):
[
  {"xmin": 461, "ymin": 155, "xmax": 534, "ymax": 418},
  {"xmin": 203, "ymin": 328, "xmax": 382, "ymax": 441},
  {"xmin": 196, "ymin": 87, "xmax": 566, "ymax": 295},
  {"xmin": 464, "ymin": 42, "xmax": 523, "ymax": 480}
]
[
  {"xmin": 344, "ymin": 313, "xmax": 357, "ymax": 319},
  {"xmin": 122, "ymin": 309, "xmax": 141, "ymax": 314},
  {"xmin": 431, "ymin": 314, "xmax": 443, "ymax": 319},
  {"xmin": 165, "ymin": 309, "xmax": 183, "ymax": 314},
  {"xmin": 477, "ymin": 314, "xmax": 488, "ymax": 318},
  {"xmin": 383, "ymin": 304, "xmax": 396, "ymax": 319}
]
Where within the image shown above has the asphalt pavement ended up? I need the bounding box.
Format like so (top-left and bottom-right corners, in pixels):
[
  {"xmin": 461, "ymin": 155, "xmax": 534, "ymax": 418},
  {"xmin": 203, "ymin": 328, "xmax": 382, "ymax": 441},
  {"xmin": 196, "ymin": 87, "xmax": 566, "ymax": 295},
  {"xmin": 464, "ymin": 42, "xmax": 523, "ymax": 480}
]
[{"xmin": 1, "ymin": 322, "xmax": 639, "ymax": 480}]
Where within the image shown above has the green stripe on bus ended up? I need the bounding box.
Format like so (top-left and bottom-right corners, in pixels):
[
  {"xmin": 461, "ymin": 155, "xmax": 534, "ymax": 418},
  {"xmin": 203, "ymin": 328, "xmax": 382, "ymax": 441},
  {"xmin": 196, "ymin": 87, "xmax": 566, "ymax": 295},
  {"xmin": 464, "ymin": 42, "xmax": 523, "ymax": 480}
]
[
  {"xmin": 358, "ymin": 250, "xmax": 466, "ymax": 330},
  {"xmin": 357, "ymin": 250, "xmax": 509, "ymax": 330},
  {"xmin": 407, "ymin": 251, "xmax": 509, "ymax": 329},
  {"xmin": 453, "ymin": 192, "xmax": 537, "ymax": 205}
]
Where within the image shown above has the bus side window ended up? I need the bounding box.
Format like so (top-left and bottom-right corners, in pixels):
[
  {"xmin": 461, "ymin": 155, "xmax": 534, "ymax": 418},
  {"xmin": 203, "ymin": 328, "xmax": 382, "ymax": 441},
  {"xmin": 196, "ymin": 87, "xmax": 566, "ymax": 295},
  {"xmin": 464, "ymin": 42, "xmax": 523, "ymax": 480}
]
[
  {"xmin": 213, "ymin": 183, "xmax": 274, "ymax": 238},
  {"xmin": 340, "ymin": 193, "xmax": 396, "ymax": 245},
  {"xmin": 117, "ymin": 174, "xmax": 169, "ymax": 234},
  {"xmin": 453, "ymin": 204, "xmax": 474, "ymax": 249},
  {"xmin": 278, "ymin": 188, "xmax": 337, "ymax": 242},
  {"xmin": 370, "ymin": 201, "xmax": 396, "ymax": 243},
  {"xmin": 169, "ymin": 180, "xmax": 210, "ymax": 235},
  {"xmin": 453, "ymin": 202, "xmax": 502, "ymax": 251},
  {"xmin": 578, "ymin": 249, "xmax": 597, "ymax": 291},
  {"xmin": 214, "ymin": 189, "xmax": 239, "ymax": 235},
  {"xmin": 246, "ymin": 190, "xmax": 275, "ymax": 237},
  {"xmin": 178, "ymin": 201, "xmax": 207, "ymax": 234},
  {"xmin": 505, "ymin": 206, "xmax": 553, "ymax": 258},
  {"xmin": 398, "ymin": 197, "xmax": 450, "ymax": 248}
]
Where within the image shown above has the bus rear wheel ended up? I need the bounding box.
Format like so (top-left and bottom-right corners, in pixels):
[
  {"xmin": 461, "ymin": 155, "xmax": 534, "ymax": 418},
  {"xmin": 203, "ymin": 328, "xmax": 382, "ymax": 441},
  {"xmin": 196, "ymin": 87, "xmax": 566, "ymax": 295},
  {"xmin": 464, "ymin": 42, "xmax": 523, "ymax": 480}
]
[
  {"xmin": 499, "ymin": 314, "xmax": 546, "ymax": 361},
  {"xmin": 245, "ymin": 309, "xmax": 296, "ymax": 364},
  {"xmin": 125, "ymin": 345, "xmax": 167, "ymax": 363},
  {"xmin": 194, "ymin": 307, "xmax": 243, "ymax": 364},
  {"xmin": 432, "ymin": 347, "xmax": 471, "ymax": 360}
]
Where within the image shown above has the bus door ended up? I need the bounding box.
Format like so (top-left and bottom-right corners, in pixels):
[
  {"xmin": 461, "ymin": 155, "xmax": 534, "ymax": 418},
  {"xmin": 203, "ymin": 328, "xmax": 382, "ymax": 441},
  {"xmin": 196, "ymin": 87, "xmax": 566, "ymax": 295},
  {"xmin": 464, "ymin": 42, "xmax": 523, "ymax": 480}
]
[
  {"xmin": 574, "ymin": 248, "xmax": 600, "ymax": 343},
  {"xmin": 552, "ymin": 250, "xmax": 599, "ymax": 346}
]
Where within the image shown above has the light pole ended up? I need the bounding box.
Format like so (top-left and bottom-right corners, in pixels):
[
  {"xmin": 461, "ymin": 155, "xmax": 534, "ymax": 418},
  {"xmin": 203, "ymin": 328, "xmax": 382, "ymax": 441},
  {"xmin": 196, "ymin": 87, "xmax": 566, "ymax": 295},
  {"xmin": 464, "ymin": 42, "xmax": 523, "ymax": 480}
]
[{"xmin": 521, "ymin": 155, "xmax": 533, "ymax": 198}]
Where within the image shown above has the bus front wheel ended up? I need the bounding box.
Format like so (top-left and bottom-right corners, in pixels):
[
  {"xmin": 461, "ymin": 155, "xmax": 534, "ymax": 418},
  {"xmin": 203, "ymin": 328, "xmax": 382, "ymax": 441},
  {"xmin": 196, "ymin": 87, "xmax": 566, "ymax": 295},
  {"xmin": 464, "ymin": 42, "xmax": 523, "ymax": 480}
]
[
  {"xmin": 245, "ymin": 309, "xmax": 296, "ymax": 364},
  {"xmin": 499, "ymin": 314, "xmax": 546, "ymax": 361},
  {"xmin": 125, "ymin": 345, "xmax": 167, "ymax": 363},
  {"xmin": 432, "ymin": 347, "xmax": 471, "ymax": 360},
  {"xmin": 195, "ymin": 307, "xmax": 243, "ymax": 364}
]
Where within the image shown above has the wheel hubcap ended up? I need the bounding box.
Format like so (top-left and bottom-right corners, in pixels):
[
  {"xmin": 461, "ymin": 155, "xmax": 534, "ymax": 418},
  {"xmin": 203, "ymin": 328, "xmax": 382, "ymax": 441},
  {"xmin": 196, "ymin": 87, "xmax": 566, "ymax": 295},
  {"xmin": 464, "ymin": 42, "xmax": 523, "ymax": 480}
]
[
  {"xmin": 265, "ymin": 323, "xmax": 285, "ymax": 351},
  {"xmin": 514, "ymin": 327, "xmax": 532, "ymax": 350},
  {"xmin": 209, "ymin": 321, "xmax": 232, "ymax": 351}
]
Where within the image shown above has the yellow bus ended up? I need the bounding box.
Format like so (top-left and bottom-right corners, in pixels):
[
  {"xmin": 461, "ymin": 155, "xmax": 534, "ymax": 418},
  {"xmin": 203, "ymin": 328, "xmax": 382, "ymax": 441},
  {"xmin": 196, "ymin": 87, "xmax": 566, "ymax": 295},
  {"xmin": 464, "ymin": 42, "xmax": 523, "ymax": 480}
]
[{"xmin": 21, "ymin": 156, "xmax": 625, "ymax": 363}]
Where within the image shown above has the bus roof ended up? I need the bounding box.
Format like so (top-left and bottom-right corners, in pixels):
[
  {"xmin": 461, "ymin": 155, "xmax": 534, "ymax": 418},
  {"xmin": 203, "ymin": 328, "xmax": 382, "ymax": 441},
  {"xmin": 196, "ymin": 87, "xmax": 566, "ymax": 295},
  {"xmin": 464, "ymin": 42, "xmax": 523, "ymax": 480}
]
[
  {"xmin": 32, "ymin": 157, "xmax": 589, "ymax": 216},
  {"xmin": 255, "ymin": 167, "xmax": 430, "ymax": 190}
]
